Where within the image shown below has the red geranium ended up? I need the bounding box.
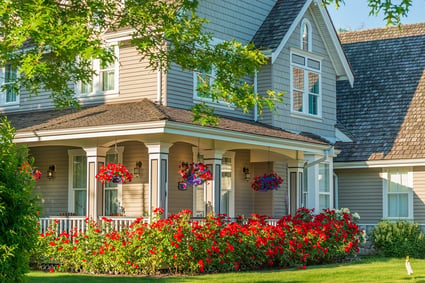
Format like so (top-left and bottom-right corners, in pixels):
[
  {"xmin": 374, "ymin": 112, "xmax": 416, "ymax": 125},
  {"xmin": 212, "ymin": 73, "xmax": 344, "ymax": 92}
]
[{"xmin": 96, "ymin": 163, "xmax": 132, "ymax": 184}]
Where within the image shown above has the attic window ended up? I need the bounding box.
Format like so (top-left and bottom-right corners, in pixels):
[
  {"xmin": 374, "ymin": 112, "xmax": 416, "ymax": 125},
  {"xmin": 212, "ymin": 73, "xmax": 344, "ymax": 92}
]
[{"xmin": 301, "ymin": 19, "xmax": 312, "ymax": 52}]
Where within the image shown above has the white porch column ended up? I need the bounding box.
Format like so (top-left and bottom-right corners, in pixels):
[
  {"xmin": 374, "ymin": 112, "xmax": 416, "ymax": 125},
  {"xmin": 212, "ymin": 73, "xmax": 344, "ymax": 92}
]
[
  {"xmin": 204, "ymin": 150, "xmax": 225, "ymax": 215},
  {"xmin": 146, "ymin": 143, "xmax": 173, "ymax": 217},
  {"xmin": 83, "ymin": 147, "xmax": 109, "ymax": 220},
  {"xmin": 288, "ymin": 160, "xmax": 305, "ymax": 215}
]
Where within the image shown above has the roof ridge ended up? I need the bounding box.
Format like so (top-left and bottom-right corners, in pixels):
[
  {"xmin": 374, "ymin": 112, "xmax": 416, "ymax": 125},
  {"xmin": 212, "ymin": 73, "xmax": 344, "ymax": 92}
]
[{"xmin": 338, "ymin": 22, "xmax": 425, "ymax": 44}]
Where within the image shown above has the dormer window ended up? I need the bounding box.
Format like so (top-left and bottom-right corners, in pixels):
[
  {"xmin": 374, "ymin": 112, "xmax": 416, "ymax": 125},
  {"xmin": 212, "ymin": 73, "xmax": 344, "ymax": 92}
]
[
  {"xmin": 290, "ymin": 49, "xmax": 322, "ymax": 118},
  {"xmin": 301, "ymin": 19, "xmax": 312, "ymax": 52}
]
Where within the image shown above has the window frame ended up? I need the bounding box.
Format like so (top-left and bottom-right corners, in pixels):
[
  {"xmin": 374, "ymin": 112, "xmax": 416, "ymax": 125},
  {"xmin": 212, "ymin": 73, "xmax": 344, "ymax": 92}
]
[
  {"xmin": 382, "ymin": 168, "xmax": 414, "ymax": 220},
  {"xmin": 77, "ymin": 45, "xmax": 119, "ymax": 97},
  {"xmin": 104, "ymin": 147, "xmax": 124, "ymax": 216},
  {"xmin": 318, "ymin": 162, "xmax": 331, "ymax": 211},
  {"xmin": 68, "ymin": 149, "xmax": 88, "ymax": 216},
  {"xmin": 0, "ymin": 64, "xmax": 20, "ymax": 107},
  {"xmin": 290, "ymin": 49, "xmax": 322, "ymax": 119},
  {"xmin": 68, "ymin": 147, "xmax": 124, "ymax": 216},
  {"xmin": 300, "ymin": 19, "xmax": 312, "ymax": 52}
]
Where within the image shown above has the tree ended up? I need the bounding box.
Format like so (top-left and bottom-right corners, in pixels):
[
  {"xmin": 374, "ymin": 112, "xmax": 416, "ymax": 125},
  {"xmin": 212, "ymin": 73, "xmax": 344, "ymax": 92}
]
[
  {"xmin": 0, "ymin": 116, "xmax": 41, "ymax": 283},
  {"xmin": 0, "ymin": 0, "xmax": 413, "ymax": 123},
  {"xmin": 0, "ymin": 0, "xmax": 284, "ymax": 125},
  {"xmin": 323, "ymin": 0, "xmax": 413, "ymax": 26}
]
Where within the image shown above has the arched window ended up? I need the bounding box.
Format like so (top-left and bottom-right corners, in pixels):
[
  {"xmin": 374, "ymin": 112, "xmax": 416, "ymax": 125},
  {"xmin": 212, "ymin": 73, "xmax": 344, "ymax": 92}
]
[{"xmin": 301, "ymin": 19, "xmax": 312, "ymax": 52}]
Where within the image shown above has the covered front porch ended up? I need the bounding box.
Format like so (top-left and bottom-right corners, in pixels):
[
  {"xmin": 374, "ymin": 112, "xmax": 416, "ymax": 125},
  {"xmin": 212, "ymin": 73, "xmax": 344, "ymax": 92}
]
[{"xmin": 8, "ymin": 101, "xmax": 333, "ymax": 232}]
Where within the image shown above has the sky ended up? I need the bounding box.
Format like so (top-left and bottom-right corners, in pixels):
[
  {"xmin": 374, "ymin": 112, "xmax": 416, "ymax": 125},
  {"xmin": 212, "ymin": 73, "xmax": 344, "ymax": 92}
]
[{"xmin": 327, "ymin": 0, "xmax": 425, "ymax": 31}]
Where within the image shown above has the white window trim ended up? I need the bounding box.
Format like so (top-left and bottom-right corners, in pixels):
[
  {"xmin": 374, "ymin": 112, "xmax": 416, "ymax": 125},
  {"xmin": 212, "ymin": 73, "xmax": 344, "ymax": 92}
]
[
  {"xmin": 382, "ymin": 168, "xmax": 414, "ymax": 220},
  {"xmin": 67, "ymin": 147, "xmax": 124, "ymax": 215},
  {"xmin": 76, "ymin": 45, "xmax": 120, "ymax": 98},
  {"xmin": 300, "ymin": 18, "xmax": 312, "ymax": 52},
  {"xmin": 104, "ymin": 147, "xmax": 124, "ymax": 216},
  {"xmin": 290, "ymin": 49, "xmax": 322, "ymax": 119},
  {"xmin": 317, "ymin": 161, "xmax": 332, "ymax": 211},
  {"xmin": 68, "ymin": 149, "xmax": 87, "ymax": 214},
  {"xmin": 221, "ymin": 151, "xmax": 235, "ymax": 217},
  {"xmin": 0, "ymin": 64, "xmax": 20, "ymax": 108}
]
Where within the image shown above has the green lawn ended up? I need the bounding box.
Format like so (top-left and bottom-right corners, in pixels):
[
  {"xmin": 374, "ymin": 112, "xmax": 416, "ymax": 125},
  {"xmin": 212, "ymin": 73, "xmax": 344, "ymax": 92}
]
[{"xmin": 27, "ymin": 258, "xmax": 424, "ymax": 283}]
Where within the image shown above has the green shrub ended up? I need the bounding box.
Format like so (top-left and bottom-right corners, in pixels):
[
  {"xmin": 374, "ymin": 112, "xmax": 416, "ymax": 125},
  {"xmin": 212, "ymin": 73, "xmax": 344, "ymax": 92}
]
[
  {"xmin": 0, "ymin": 116, "xmax": 41, "ymax": 283},
  {"xmin": 370, "ymin": 220, "xmax": 425, "ymax": 258}
]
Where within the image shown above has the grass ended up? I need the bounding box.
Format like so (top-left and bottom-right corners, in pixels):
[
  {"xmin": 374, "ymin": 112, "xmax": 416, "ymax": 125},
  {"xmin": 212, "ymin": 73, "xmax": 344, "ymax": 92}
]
[{"xmin": 26, "ymin": 258, "xmax": 425, "ymax": 283}]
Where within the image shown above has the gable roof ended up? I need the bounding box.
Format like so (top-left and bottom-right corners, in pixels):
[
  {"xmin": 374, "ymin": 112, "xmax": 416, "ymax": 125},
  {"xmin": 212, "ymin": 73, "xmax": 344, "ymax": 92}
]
[
  {"xmin": 335, "ymin": 23, "xmax": 425, "ymax": 163},
  {"xmin": 3, "ymin": 99, "xmax": 329, "ymax": 150},
  {"xmin": 251, "ymin": 0, "xmax": 354, "ymax": 85},
  {"xmin": 252, "ymin": 0, "xmax": 308, "ymax": 51}
]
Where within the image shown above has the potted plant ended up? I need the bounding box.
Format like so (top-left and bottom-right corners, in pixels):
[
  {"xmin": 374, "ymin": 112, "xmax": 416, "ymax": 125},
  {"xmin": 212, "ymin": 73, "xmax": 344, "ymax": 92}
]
[
  {"xmin": 178, "ymin": 162, "xmax": 213, "ymax": 190},
  {"xmin": 251, "ymin": 172, "xmax": 283, "ymax": 192},
  {"xmin": 96, "ymin": 163, "xmax": 132, "ymax": 184}
]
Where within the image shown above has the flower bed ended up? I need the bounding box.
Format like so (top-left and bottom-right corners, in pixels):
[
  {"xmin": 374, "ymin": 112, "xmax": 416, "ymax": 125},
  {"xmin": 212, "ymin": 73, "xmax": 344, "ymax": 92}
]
[{"xmin": 33, "ymin": 208, "xmax": 364, "ymax": 275}]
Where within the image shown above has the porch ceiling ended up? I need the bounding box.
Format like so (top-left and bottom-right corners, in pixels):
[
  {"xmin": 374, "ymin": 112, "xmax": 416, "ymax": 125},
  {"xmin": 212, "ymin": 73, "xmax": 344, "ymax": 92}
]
[{"xmin": 4, "ymin": 99, "xmax": 330, "ymax": 153}]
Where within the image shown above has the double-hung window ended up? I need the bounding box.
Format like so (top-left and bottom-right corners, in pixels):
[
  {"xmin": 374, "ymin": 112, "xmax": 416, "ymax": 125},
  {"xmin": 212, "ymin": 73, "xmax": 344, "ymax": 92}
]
[
  {"xmin": 291, "ymin": 51, "xmax": 321, "ymax": 118},
  {"xmin": 104, "ymin": 148, "xmax": 124, "ymax": 216},
  {"xmin": 318, "ymin": 162, "xmax": 331, "ymax": 210},
  {"xmin": 0, "ymin": 64, "xmax": 19, "ymax": 106},
  {"xmin": 78, "ymin": 45, "xmax": 119, "ymax": 96},
  {"xmin": 193, "ymin": 66, "xmax": 215, "ymax": 100},
  {"xmin": 382, "ymin": 169, "xmax": 413, "ymax": 219},
  {"xmin": 69, "ymin": 150, "xmax": 88, "ymax": 216}
]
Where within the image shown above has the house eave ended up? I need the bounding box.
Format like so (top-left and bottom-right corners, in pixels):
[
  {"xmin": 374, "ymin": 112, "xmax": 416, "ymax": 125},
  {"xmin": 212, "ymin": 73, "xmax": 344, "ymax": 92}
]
[
  {"xmin": 334, "ymin": 159, "xmax": 425, "ymax": 169},
  {"xmin": 14, "ymin": 120, "xmax": 329, "ymax": 154}
]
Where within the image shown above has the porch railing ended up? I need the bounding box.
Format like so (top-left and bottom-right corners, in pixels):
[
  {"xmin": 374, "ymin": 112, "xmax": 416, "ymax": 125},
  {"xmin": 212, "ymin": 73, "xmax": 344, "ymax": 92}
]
[
  {"xmin": 39, "ymin": 216, "xmax": 147, "ymax": 234},
  {"xmin": 39, "ymin": 216, "xmax": 280, "ymax": 235}
]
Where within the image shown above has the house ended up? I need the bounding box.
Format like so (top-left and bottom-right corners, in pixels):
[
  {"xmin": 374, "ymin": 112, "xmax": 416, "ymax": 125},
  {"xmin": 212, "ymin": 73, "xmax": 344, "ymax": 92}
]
[
  {"xmin": 334, "ymin": 23, "xmax": 425, "ymax": 230},
  {"xmin": 1, "ymin": 0, "xmax": 353, "ymax": 226}
]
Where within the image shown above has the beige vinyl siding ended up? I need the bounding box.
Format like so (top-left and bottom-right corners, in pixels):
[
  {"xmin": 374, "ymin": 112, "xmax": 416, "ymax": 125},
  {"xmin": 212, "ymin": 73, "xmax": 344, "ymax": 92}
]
[
  {"xmin": 166, "ymin": 66, "xmax": 193, "ymax": 109},
  {"xmin": 252, "ymin": 161, "xmax": 273, "ymax": 216},
  {"xmin": 257, "ymin": 63, "xmax": 273, "ymax": 124},
  {"xmin": 234, "ymin": 150, "xmax": 254, "ymax": 216},
  {"xmin": 2, "ymin": 43, "xmax": 159, "ymax": 113},
  {"xmin": 413, "ymin": 166, "xmax": 425, "ymax": 223},
  {"xmin": 168, "ymin": 142, "xmax": 194, "ymax": 214},
  {"xmin": 335, "ymin": 168, "xmax": 383, "ymax": 224},
  {"xmin": 272, "ymin": 9, "xmax": 337, "ymax": 142},
  {"xmin": 121, "ymin": 141, "xmax": 149, "ymax": 217},
  {"xmin": 197, "ymin": 0, "xmax": 276, "ymax": 43},
  {"xmin": 31, "ymin": 146, "xmax": 71, "ymax": 217},
  {"xmin": 117, "ymin": 44, "xmax": 157, "ymax": 101},
  {"xmin": 272, "ymin": 161, "xmax": 288, "ymax": 217},
  {"xmin": 167, "ymin": 0, "xmax": 273, "ymax": 120}
]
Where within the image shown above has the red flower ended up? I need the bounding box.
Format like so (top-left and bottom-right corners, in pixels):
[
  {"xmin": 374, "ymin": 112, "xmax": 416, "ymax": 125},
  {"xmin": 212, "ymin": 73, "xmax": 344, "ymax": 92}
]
[
  {"xmin": 96, "ymin": 163, "xmax": 132, "ymax": 184},
  {"xmin": 198, "ymin": 259, "xmax": 205, "ymax": 272}
]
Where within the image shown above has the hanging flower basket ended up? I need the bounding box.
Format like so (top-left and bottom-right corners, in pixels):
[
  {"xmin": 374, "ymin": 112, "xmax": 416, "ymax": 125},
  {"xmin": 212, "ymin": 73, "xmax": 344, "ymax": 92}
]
[
  {"xmin": 96, "ymin": 163, "xmax": 132, "ymax": 184},
  {"xmin": 251, "ymin": 172, "xmax": 283, "ymax": 192},
  {"xmin": 178, "ymin": 162, "xmax": 213, "ymax": 190}
]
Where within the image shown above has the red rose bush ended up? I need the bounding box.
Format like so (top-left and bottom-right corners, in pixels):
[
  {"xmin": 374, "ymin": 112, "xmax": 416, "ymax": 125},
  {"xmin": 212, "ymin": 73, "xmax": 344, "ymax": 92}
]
[{"xmin": 34, "ymin": 208, "xmax": 364, "ymax": 275}]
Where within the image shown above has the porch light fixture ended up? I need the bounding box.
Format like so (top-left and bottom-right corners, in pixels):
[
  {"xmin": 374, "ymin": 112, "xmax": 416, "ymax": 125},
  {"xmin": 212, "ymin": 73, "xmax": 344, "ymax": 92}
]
[
  {"xmin": 47, "ymin": 165, "xmax": 56, "ymax": 179},
  {"xmin": 243, "ymin": 167, "xmax": 250, "ymax": 181},
  {"xmin": 134, "ymin": 161, "xmax": 142, "ymax": 177}
]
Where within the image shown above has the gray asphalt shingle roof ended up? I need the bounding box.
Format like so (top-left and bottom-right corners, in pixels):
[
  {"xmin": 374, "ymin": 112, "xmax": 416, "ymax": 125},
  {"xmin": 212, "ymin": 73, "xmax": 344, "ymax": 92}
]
[
  {"xmin": 252, "ymin": 0, "xmax": 308, "ymax": 50},
  {"xmin": 335, "ymin": 23, "xmax": 425, "ymax": 162},
  {"xmin": 3, "ymin": 99, "xmax": 328, "ymax": 146}
]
